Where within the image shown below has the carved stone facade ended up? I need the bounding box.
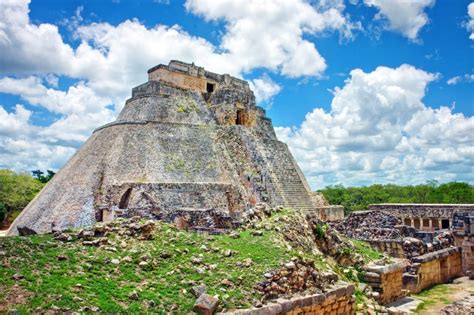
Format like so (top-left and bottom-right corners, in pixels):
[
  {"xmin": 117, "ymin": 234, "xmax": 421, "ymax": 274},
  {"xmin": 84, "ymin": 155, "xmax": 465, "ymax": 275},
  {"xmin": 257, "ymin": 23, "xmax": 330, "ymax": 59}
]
[
  {"xmin": 368, "ymin": 204, "xmax": 474, "ymax": 231},
  {"xmin": 8, "ymin": 61, "xmax": 325, "ymax": 236}
]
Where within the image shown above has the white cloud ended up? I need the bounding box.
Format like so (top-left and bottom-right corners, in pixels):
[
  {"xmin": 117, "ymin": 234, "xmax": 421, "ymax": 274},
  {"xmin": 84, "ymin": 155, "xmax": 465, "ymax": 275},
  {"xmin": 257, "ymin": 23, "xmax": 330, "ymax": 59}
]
[
  {"xmin": 249, "ymin": 74, "xmax": 282, "ymax": 105},
  {"xmin": 185, "ymin": 0, "xmax": 359, "ymax": 76},
  {"xmin": 363, "ymin": 0, "xmax": 434, "ymax": 40},
  {"xmin": 276, "ymin": 64, "xmax": 474, "ymax": 188},
  {"xmin": 468, "ymin": 2, "xmax": 474, "ymax": 40},
  {"xmin": 446, "ymin": 74, "xmax": 474, "ymax": 85},
  {"xmin": 447, "ymin": 76, "xmax": 461, "ymax": 85},
  {"xmin": 0, "ymin": 0, "xmax": 361, "ymax": 172},
  {"xmin": 0, "ymin": 76, "xmax": 113, "ymax": 115},
  {"xmin": 0, "ymin": 104, "xmax": 33, "ymax": 137}
]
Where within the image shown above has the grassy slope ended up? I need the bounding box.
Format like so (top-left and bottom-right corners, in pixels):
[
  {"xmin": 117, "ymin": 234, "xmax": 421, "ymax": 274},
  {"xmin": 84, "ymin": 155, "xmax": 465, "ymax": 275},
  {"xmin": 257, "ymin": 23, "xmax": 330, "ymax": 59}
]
[{"xmin": 0, "ymin": 210, "xmax": 384, "ymax": 314}]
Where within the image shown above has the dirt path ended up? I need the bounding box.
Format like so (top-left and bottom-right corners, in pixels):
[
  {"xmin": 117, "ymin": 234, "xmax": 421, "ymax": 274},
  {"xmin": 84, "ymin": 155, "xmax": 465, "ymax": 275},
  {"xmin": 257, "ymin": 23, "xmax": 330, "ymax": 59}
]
[{"xmin": 417, "ymin": 277, "xmax": 474, "ymax": 314}]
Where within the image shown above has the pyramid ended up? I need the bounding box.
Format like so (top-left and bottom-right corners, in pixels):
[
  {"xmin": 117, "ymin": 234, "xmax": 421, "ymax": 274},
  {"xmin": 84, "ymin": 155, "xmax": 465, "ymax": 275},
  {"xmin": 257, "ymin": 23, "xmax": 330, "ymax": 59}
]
[{"xmin": 8, "ymin": 60, "xmax": 318, "ymax": 235}]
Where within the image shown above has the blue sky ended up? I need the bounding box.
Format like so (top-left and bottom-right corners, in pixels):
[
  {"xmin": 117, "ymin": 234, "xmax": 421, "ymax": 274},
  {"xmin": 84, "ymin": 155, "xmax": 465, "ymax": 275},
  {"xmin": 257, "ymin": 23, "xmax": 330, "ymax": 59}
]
[{"xmin": 0, "ymin": 0, "xmax": 473, "ymax": 189}]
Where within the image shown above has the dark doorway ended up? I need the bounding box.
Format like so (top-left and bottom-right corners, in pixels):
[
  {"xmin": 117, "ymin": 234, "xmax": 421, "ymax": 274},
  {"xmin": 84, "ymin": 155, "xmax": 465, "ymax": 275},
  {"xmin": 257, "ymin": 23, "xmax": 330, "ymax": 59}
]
[
  {"xmin": 441, "ymin": 219, "xmax": 450, "ymax": 229},
  {"xmin": 119, "ymin": 188, "xmax": 132, "ymax": 209},
  {"xmin": 236, "ymin": 110, "xmax": 244, "ymax": 125},
  {"xmin": 206, "ymin": 82, "xmax": 215, "ymax": 93},
  {"xmin": 414, "ymin": 218, "xmax": 421, "ymax": 229}
]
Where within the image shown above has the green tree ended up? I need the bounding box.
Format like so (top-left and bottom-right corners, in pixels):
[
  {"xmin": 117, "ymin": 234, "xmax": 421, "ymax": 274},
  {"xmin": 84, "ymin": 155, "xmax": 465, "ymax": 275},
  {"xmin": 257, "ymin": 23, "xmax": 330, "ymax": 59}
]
[
  {"xmin": 0, "ymin": 202, "xmax": 6, "ymax": 222},
  {"xmin": 0, "ymin": 169, "xmax": 45, "ymax": 227},
  {"xmin": 32, "ymin": 169, "xmax": 55, "ymax": 183},
  {"xmin": 319, "ymin": 181, "xmax": 474, "ymax": 213}
]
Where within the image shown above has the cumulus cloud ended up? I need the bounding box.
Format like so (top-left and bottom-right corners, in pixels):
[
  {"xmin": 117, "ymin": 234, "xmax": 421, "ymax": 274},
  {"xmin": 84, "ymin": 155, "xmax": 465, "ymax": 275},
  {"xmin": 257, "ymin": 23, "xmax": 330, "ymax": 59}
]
[
  {"xmin": 0, "ymin": 0, "xmax": 359, "ymax": 172},
  {"xmin": 467, "ymin": 2, "xmax": 474, "ymax": 40},
  {"xmin": 363, "ymin": 0, "xmax": 434, "ymax": 40},
  {"xmin": 249, "ymin": 74, "xmax": 282, "ymax": 106},
  {"xmin": 276, "ymin": 64, "xmax": 474, "ymax": 188},
  {"xmin": 185, "ymin": 0, "xmax": 359, "ymax": 76}
]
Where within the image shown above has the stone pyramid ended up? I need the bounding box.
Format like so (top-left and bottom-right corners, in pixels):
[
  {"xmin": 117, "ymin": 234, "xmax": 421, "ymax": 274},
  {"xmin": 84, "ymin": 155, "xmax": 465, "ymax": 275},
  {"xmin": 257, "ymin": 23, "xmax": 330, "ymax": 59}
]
[{"xmin": 8, "ymin": 60, "xmax": 318, "ymax": 236}]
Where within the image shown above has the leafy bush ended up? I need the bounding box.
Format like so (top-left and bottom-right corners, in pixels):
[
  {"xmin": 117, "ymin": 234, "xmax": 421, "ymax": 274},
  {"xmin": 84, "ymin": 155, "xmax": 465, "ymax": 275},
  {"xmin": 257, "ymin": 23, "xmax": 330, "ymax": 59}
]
[{"xmin": 314, "ymin": 222, "xmax": 328, "ymax": 239}]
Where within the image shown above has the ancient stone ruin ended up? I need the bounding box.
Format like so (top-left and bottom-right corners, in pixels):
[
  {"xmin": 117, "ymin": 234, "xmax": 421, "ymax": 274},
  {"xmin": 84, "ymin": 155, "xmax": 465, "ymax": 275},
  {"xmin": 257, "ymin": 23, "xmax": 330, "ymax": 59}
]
[
  {"xmin": 8, "ymin": 60, "xmax": 324, "ymax": 236},
  {"xmin": 333, "ymin": 203, "xmax": 474, "ymax": 308}
]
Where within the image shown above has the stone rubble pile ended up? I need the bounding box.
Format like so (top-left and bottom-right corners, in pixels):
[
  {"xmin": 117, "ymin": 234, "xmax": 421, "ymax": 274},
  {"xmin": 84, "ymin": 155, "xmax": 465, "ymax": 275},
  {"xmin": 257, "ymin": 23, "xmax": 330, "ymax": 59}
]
[
  {"xmin": 307, "ymin": 214, "xmax": 364, "ymax": 266},
  {"xmin": 255, "ymin": 257, "xmax": 338, "ymax": 301},
  {"xmin": 53, "ymin": 216, "xmax": 157, "ymax": 245},
  {"xmin": 331, "ymin": 210, "xmax": 402, "ymax": 241},
  {"xmin": 332, "ymin": 209, "xmax": 457, "ymax": 259},
  {"xmin": 440, "ymin": 295, "xmax": 474, "ymax": 314},
  {"xmin": 241, "ymin": 203, "xmax": 283, "ymax": 225},
  {"xmin": 332, "ymin": 210, "xmax": 401, "ymax": 231},
  {"xmin": 401, "ymin": 237, "xmax": 427, "ymax": 258}
]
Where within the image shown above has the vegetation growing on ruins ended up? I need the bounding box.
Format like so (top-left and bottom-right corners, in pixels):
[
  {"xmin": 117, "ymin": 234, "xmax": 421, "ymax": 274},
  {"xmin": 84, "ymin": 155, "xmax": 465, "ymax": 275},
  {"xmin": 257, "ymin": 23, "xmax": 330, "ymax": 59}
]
[
  {"xmin": 175, "ymin": 96, "xmax": 200, "ymax": 113},
  {"xmin": 0, "ymin": 209, "xmax": 385, "ymax": 313},
  {"xmin": 320, "ymin": 181, "xmax": 474, "ymax": 213}
]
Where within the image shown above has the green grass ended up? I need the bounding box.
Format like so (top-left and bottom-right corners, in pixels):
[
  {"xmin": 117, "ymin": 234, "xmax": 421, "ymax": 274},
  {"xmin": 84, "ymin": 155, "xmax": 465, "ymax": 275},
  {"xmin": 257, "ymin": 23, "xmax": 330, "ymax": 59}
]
[
  {"xmin": 0, "ymin": 210, "xmax": 384, "ymax": 313},
  {"xmin": 414, "ymin": 284, "xmax": 453, "ymax": 312},
  {"xmin": 0, "ymin": 213, "xmax": 331, "ymax": 314},
  {"xmin": 351, "ymin": 240, "xmax": 385, "ymax": 262}
]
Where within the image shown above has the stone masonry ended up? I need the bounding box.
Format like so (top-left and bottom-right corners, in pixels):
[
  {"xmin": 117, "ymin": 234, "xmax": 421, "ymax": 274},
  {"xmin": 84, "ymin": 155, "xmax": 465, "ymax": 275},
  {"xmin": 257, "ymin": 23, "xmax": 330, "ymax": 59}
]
[
  {"xmin": 220, "ymin": 283, "xmax": 356, "ymax": 315},
  {"xmin": 368, "ymin": 204, "xmax": 474, "ymax": 231},
  {"xmin": 8, "ymin": 60, "xmax": 326, "ymax": 236}
]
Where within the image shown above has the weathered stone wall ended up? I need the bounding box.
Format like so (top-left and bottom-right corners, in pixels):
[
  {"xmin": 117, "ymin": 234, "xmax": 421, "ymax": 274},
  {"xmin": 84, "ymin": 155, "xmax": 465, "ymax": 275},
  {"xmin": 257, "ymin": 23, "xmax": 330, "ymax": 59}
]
[
  {"xmin": 363, "ymin": 260, "xmax": 408, "ymax": 305},
  {"xmin": 403, "ymin": 247, "xmax": 463, "ymax": 294},
  {"xmin": 148, "ymin": 67, "xmax": 208, "ymax": 92},
  {"xmin": 368, "ymin": 204, "xmax": 474, "ymax": 231},
  {"xmin": 310, "ymin": 206, "xmax": 345, "ymax": 222},
  {"xmin": 221, "ymin": 283, "xmax": 355, "ymax": 314},
  {"xmin": 452, "ymin": 210, "xmax": 474, "ymax": 277}
]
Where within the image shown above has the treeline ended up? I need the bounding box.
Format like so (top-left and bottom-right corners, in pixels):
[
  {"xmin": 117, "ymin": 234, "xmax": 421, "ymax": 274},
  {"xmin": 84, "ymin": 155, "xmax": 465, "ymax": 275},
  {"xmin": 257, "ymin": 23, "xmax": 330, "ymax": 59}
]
[
  {"xmin": 0, "ymin": 169, "xmax": 55, "ymax": 228},
  {"xmin": 319, "ymin": 181, "xmax": 474, "ymax": 213}
]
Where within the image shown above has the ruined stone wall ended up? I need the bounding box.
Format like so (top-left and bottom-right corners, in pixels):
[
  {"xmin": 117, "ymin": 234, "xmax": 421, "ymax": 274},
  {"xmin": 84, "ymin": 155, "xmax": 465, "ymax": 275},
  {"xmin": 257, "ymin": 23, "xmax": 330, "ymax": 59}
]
[
  {"xmin": 368, "ymin": 204, "xmax": 474, "ymax": 231},
  {"xmin": 363, "ymin": 260, "xmax": 408, "ymax": 305},
  {"xmin": 221, "ymin": 283, "xmax": 355, "ymax": 315},
  {"xmin": 452, "ymin": 211, "xmax": 474, "ymax": 277},
  {"xmin": 403, "ymin": 247, "xmax": 463, "ymax": 294},
  {"xmin": 148, "ymin": 67, "xmax": 209, "ymax": 92},
  {"xmin": 312, "ymin": 206, "xmax": 345, "ymax": 222}
]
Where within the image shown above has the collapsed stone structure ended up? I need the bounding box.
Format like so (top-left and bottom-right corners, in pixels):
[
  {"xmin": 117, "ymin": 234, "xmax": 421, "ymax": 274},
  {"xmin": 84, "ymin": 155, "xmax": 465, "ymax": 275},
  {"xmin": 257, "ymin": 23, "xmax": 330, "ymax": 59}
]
[
  {"xmin": 368, "ymin": 203, "xmax": 474, "ymax": 231},
  {"xmin": 368, "ymin": 203, "xmax": 474, "ymax": 277},
  {"xmin": 335, "ymin": 205, "xmax": 473, "ymax": 306},
  {"xmin": 8, "ymin": 60, "xmax": 324, "ymax": 236}
]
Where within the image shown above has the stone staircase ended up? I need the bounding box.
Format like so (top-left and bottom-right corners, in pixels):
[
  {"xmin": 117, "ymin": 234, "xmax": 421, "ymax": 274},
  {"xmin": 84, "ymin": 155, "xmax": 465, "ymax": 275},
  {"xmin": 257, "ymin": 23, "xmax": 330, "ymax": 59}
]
[{"xmin": 259, "ymin": 139, "xmax": 315, "ymax": 212}]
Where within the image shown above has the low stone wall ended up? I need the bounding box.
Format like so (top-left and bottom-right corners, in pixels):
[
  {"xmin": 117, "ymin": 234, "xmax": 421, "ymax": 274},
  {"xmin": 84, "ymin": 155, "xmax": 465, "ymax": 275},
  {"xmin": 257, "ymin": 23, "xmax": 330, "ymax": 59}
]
[
  {"xmin": 312, "ymin": 206, "xmax": 345, "ymax": 222},
  {"xmin": 363, "ymin": 260, "xmax": 409, "ymax": 305},
  {"xmin": 221, "ymin": 283, "xmax": 355, "ymax": 314},
  {"xmin": 404, "ymin": 247, "xmax": 463, "ymax": 294}
]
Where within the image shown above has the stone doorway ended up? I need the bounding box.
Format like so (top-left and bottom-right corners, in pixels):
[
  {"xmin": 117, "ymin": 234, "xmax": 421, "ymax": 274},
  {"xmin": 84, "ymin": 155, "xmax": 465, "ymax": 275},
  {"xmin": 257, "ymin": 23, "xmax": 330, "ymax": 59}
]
[{"xmin": 236, "ymin": 109, "xmax": 245, "ymax": 125}]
